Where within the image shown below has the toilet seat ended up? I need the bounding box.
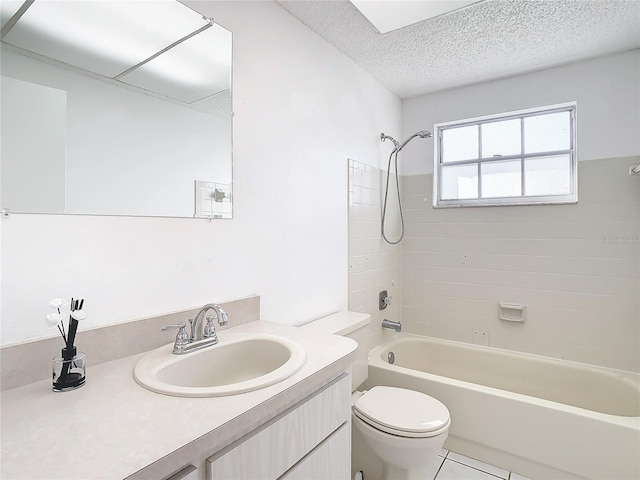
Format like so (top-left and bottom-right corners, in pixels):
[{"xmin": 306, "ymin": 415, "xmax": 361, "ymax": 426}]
[{"xmin": 353, "ymin": 386, "xmax": 450, "ymax": 438}]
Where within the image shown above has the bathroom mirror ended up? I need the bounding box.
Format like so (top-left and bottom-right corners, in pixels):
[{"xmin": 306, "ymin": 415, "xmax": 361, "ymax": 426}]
[{"xmin": 0, "ymin": 0, "xmax": 233, "ymax": 219}]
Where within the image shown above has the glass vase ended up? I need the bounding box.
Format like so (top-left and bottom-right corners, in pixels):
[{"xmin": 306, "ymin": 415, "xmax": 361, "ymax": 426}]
[{"xmin": 52, "ymin": 348, "xmax": 86, "ymax": 392}]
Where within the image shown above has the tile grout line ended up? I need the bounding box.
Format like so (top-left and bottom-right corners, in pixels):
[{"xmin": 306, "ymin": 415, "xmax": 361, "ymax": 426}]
[{"xmin": 432, "ymin": 453, "xmax": 447, "ymax": 480}]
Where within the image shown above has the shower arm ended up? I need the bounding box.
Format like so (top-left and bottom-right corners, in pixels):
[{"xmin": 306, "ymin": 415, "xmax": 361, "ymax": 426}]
[
  {"xmin": 380, "ymin": 133, "xmax": 400, "ymax": 149},
  {"xmin": 380, "ymin": 131, "xmax": 432, "ymax": 153}
]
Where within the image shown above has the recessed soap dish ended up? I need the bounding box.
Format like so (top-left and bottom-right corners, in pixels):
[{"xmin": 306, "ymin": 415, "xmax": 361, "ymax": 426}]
[{"xmin": 499, "ymin": 303, "xmax": 525, "ymax": 322}]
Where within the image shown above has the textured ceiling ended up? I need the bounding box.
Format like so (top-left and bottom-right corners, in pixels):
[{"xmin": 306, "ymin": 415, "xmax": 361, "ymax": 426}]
[{"xmin": 276, "ymin": 0, "xmax": 640, "ymax": 99}]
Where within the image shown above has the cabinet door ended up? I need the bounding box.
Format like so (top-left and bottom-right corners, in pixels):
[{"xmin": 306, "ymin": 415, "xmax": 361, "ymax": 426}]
[
  {"xmin": 207, "ymin": 375, "xmax": 350, "ymax": 480},
  {"xmin": 279, "ymin": 423, "xmax": 350, "ymax": 480}
]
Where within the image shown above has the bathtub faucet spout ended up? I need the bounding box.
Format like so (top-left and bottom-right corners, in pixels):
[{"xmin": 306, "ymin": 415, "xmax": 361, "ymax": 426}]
[{"xmin": 382, "ymin": 319, "xmax": 402, "ymax": 332}]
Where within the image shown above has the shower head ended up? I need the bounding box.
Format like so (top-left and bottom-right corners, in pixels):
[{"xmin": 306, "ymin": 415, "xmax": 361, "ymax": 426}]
[{"xmin": 397, "ymin": 130, "xmax": 433, "ymax": 151}]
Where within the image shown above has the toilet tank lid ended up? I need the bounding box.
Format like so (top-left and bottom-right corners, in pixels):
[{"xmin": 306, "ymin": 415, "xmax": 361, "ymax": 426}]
[{"xmin": 300, "ymin": 311, "xmax": 371, "ymax": 335}]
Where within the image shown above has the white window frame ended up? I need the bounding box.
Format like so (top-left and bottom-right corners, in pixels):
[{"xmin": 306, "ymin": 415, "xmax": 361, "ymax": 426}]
[{"xmin": 433, "ymin": 102, "xmax": 577, "ymax": 208}]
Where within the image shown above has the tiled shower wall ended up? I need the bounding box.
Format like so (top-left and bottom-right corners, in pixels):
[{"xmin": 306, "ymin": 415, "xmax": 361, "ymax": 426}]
[
  {"xmin": 401, "ymin": 156, "xmax": 640, "ymax": 372},
  {"xmin": 348, "ymin": 160, "xmax": 402, "ymax": 350}
]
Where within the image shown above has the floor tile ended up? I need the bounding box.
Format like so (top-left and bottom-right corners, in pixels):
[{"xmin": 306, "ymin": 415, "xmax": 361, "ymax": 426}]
[
  {"xmin": 447, "ymin": 452, "xmax": 509, "ymax": 479},
  {"xmin": 436, "ymin": 459, "xmax": 503, "ymax": 480},
  {"xmin": 426, "ymin": 455, "xmax": 447, "ymax": 479},
  {"xmin": 439, "ymin": 448, "xmax": 449, "ymax": 458},
  {"xmin": 509, "ymin": 473, "xmax": 532, "ymax": 480}
]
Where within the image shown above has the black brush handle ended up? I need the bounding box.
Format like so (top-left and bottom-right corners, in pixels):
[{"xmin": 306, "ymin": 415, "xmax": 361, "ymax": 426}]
[
  {"xmin": 66, "ymin": 298, "xmax": 82, "ymax": 350},
  {"xmin": 67, "ymin": 318, "xmax": 79, "ymax": 349}
]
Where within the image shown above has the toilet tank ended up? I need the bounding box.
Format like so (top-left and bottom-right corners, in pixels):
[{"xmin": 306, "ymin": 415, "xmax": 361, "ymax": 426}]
[{"xmin": 300, "ymin": 311, "xmax": 371, "ymax": 391}]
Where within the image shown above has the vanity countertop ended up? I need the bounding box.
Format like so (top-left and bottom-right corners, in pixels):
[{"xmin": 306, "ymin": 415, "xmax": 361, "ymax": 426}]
[{"xmin": 0, "ymin": 320, "xmax": 357, "ymax": 480}]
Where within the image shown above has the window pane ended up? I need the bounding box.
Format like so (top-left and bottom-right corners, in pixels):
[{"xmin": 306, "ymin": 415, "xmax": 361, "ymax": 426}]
[
  {"xmin": 441, "ymin": 164, "xmax": 478, "ymax": 200},
  {"xmin": 481, "ymin": 160, "xmax": 521, "ymax": 198},
  {"xmin": 481, "ymin": 118, "xmax": 521, "ymax": 158},
  {"xmin": 524, "ymin": 155, "xmax": 571, "ymax": 196},
  {"xmin": 442, "ymin": 125, "xmax": 478, "ymax": 163},
  {"xmin": 524, "ymin": 111, "xmax": 570, "ymax": 154}
]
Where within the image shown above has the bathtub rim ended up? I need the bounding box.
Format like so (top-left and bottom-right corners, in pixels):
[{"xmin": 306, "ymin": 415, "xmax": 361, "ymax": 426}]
[{"xmin": 368, "ymin": 333, "xmax": 640, "ymax": 427}]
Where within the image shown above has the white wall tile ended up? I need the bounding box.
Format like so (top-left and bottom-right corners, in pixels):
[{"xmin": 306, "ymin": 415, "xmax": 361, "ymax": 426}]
[
  {"xmin": 401, "ymin": 156, "xmax": 639, "ymax": 371},
  {"xmin": 348, "ymin": 162, "xmax": 403, "ymax": 351}
]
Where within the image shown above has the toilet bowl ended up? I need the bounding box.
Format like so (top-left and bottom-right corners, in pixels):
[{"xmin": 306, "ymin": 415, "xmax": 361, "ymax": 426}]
[
  {"xmin": 352, "ymin": 386, "xmax": 450, "ymax": 480},
  {"xmin": 301, "ymin": 312, "xmax": 451, "ymax": 480}
]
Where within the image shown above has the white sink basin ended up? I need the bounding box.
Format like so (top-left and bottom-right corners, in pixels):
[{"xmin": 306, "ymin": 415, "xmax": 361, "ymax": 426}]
[{"xmin": 133, "ymin": 333, "xmax": 306, "ymax": 397}]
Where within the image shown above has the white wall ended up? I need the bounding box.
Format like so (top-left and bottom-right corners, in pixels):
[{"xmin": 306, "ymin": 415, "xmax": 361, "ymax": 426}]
[
  {"xmin": 0, "ymin": 0, "xmax": 401, "ymax": 345},
  {"xmin": 401, "ymin": 49, "xmax": 640, "ymax": 175},
  {"xmin": 400, "ymin": 51, "xmax": 640, "ymax": 371}
]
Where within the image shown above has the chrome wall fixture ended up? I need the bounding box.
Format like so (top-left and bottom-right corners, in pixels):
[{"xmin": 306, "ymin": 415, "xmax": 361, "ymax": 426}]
[{"xmin": 380, "ymin": 130, "xmax": 432, "ymax": 244}]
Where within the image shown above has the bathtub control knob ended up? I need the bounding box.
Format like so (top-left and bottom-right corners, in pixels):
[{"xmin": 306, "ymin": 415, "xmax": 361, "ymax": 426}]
[{"xmin": 379, "ymin": 290, "xmax": 392, "ymax": 310}]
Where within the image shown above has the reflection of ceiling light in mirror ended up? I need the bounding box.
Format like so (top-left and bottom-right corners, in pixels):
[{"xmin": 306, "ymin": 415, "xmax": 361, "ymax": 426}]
[
  {"xmin": 119, "ymin": 25, "xmax": 232, "ymax": 104},
  {"xmin": 2, "ymin": 1, "xmax": 209, "ymax": 78},
  {"xmin": 350, "ymin": 0, "xmax": 482, "ymax": 34}
]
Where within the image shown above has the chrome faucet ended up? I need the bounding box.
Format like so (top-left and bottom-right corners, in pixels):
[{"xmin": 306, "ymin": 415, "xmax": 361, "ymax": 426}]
[
  {"xmin": 162, "ymin": 303, "xmax": 229, "ymax": 354},
  {"xmin": 382, "ymin": 318, "xmax": 402, "ymax": 332},
  {"xmin": 190, "ymin": 303, "xmax": 229, "ymax": 341}
]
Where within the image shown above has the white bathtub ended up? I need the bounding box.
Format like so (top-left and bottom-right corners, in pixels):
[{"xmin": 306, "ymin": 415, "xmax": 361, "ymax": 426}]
[{"xmin": 365, "ymin": 334, "xmax": 640, "ymax": 480}]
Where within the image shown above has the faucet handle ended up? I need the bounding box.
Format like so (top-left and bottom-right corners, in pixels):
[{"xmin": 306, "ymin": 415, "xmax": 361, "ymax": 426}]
[
  {"xmin": 162, "ymin": 322, "xmax": 189, "ymax": 353},
  {"xmin": 161, "ymin": 321, "xmax": 186, "ymax": 332},
  {"xmin": 203, "ymin": 315, "xmax": 217, "ymax": 338}
]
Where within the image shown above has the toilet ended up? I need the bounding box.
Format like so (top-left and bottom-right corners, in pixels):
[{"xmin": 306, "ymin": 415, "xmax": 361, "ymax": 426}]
[{"xmin": 301, "ymin": 312, "xmax": 450, "ymax": 480}]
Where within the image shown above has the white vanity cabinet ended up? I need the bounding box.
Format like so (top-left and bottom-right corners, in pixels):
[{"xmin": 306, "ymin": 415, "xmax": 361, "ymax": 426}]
[
  {"xmin": 206, "ymin": 374, "xmax": 351, "ymax": 480},
  {"xmin": 279, "ymin": 423, "xmax": 350, "ymax": 480}
]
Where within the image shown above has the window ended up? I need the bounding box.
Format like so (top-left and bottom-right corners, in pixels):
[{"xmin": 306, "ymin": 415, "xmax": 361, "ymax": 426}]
[{"xmin": 433, "ymin": 103, "xmax": 576, "ymax": 207}]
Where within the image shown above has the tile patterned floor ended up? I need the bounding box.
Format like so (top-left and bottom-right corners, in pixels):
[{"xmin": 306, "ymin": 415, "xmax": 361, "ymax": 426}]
[{"xmin": 433, "ymin": 450, "xmax": 532, "ymax": 480}]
